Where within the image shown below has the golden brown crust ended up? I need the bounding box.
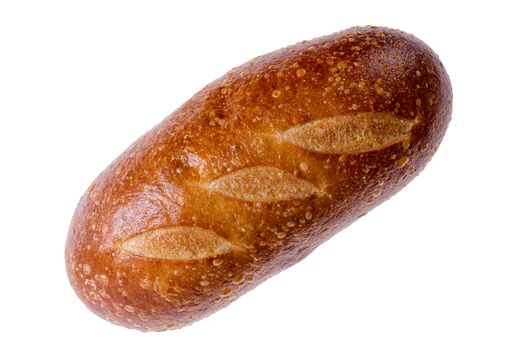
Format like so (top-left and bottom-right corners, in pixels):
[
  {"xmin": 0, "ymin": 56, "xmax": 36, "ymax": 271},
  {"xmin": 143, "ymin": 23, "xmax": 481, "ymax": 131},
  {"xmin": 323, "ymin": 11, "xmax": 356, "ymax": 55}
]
[{"xmin": 65, "ymin": 26, "xmax": 452, "ymax": 331}]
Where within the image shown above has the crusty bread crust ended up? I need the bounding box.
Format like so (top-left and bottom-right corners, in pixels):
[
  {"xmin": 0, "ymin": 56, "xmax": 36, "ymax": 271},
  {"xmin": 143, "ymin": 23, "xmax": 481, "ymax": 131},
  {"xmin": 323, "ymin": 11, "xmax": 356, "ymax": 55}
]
[{"xmin": 65, "ymin": 26, "xmax": 452, "ymax": 331}]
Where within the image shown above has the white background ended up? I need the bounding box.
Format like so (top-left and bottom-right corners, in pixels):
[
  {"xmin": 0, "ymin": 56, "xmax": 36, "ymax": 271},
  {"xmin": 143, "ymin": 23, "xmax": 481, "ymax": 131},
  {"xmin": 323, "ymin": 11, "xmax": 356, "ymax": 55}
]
[{"xmin": 1, "ymin": 0, "xmax": 524, "ymax": 349}]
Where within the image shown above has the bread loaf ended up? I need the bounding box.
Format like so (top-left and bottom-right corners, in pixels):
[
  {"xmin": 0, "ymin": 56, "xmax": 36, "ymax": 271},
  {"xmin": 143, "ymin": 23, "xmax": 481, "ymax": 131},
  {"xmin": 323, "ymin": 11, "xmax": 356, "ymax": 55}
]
[{"xmin": 65, "ymin": 26, "xmax": 452, "ymax": 331}]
